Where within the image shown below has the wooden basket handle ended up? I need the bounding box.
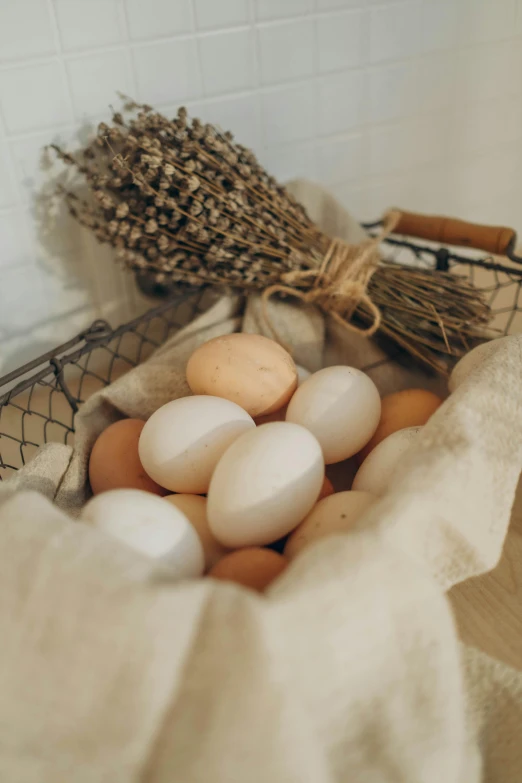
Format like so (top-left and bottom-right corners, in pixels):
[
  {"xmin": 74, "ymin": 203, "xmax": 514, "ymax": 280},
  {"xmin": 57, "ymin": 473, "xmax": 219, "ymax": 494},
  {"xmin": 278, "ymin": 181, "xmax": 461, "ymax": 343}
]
[{"xmin": 392, "ymin": 210, "xmax": 517, "ymax": 257}]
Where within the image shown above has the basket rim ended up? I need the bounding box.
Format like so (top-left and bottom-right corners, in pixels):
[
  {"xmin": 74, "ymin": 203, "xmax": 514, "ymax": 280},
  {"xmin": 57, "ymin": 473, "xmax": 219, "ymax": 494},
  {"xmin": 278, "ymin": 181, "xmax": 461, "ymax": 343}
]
[{"xmin": 0, "ymin": 294, "xmax": 190, "ymax": 406}]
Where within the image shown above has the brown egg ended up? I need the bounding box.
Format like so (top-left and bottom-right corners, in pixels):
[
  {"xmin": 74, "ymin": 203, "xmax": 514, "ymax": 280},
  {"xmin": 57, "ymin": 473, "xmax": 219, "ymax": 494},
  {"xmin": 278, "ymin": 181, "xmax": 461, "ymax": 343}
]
[
  {"xmin": 254, "ymin": 406, "xmax": 287, "ymax": 425},
  {"xmin": 318, "ymin": 476, "xmax": 334, "ymax": 500},
  {"xmin": 89, "ymin": 419, "xmax": 166, "ymax": 496},
  {"xmin": 356, "ymin": 389, "xmax": 443, "ymax": 464},
  {"xmin": 208, "ymin": 547, "xmax": 288, "ymax": 592},
  {"xmin": 284, "ymin": 491, "xmax": 375, "ymax": 560},
  {"xmin": 186, "ymin": 333, "xmax": 297, "ymax": 417},
  {"xmin": 164, "ymin": 494, "xmax": 229, "ymax": 570}
]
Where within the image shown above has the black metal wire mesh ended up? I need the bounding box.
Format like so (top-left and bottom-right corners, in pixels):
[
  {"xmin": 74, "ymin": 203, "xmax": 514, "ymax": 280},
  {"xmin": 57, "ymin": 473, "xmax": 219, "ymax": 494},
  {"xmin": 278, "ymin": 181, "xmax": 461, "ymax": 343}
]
[
  {"xmin": 1, "ymin": 236, "xmax": 522, "ymax": 481},
  {"xmin": 0, "ymin": 290, "xmax": 212, "ymax": 481},
  {"xmin": 376, "ymin": 237, "xmax": 522, "ymax": 336}
]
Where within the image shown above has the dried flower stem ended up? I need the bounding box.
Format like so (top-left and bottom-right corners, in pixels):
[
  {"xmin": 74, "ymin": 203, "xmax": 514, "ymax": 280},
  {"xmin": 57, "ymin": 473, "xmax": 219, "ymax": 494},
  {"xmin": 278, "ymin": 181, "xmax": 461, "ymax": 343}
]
[{"xmin": 52, "ymin": 104, "xmax": 492, "ymax": 373}]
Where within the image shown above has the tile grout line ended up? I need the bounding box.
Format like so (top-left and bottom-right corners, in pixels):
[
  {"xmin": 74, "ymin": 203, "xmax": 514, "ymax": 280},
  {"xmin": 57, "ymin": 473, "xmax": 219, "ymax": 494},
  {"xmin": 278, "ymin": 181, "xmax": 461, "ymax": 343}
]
[
  {"xmin": 109, "ymin": 0, "xmax": 141, "ymax": 318},
  {"xmin": 0, "ymin": 18, "xmax": 518, "ymax": 72}
]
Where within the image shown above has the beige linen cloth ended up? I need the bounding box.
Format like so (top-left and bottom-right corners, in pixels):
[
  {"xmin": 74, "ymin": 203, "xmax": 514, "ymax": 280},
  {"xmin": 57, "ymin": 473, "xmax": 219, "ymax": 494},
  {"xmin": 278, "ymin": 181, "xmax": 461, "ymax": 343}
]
[{"xmin": 1, "ymin": 180, "xmax": 521, "ymax": 783}]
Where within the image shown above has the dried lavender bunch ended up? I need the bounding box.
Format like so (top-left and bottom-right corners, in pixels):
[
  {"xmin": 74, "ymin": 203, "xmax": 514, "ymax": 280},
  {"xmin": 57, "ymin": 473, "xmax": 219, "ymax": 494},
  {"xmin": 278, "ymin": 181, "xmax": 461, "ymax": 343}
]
[{"xmin": 52, "ymin": 103, "xmax": 491, "ymax": 373}]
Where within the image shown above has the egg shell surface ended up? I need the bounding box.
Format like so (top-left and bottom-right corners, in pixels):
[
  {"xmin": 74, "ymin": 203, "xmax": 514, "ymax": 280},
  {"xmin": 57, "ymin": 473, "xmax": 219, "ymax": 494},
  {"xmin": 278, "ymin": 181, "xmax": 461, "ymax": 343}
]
[
  {"xmin": 186, "ymin": 333, "xmax": 297, "ymax": 417},
  {"xmin": 89, "ymin": 418, "xmax": 166, "ymax": 496},
  {"xmin": 357, "ymin": 389, "xmax": 442, "ymax": 463},
  {"xmin": 318, "ymin": 475, "xmax": 335, "ymax": 500},
  {"xmin": 352, "ymin": 426, "xmax": 422, "ymax": 496},
  {"xmin": 81, "ymin": 489, "xmax": 204, "ymax": 579},
  {"xmin": 284, "ymin": 490, "xmax": 375, "ymax": 560},
  {"xmin": 253, "ymin": 366, "xmax": 310, "ymax": 425},
  {"xmin": 164, "ymin": 494, "xmax": 229, "ymax": 570},
  {"xmin": 208, "ymin": 547, "xmax": 288, "ymax": 592},
  {"xmin": 138, "ymin": 395, "xmax": 255, "ymax": 494},
  {"xmin": 286, "ymin": 366, "xmax": 381, "ymax": 463},
  {"xmin": 207, "ymin": 421, "xmax": 324, "ymax": 547}
]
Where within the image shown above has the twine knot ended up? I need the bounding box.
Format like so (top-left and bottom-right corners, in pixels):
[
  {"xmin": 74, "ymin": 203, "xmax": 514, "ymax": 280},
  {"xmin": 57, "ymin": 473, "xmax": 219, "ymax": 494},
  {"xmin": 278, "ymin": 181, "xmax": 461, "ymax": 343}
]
[{"xmin": 262, "ymin": 209, "xmax": 401, "ymax": 344}]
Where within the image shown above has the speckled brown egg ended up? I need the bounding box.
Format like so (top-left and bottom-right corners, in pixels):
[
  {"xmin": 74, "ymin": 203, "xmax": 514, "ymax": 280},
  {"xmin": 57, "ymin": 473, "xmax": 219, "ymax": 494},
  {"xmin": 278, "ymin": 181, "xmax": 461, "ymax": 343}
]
[
  {"xmin": 284, "ymin": 491, "xmax": 375, "ymax": 560},
  {"xmin": 186, "ymin": 333, "xmax": 297, "ymax": 418},
  {"xmin": 208, "ymin": 547, "xmax": 288, "ymax": 592},
  {"xmin": 356, "ymin": 388, "xmax": 442, "ymax": 464},
  {"xmin": 89, "ymin": 418, "xmax": 166, "ymax": 496}
]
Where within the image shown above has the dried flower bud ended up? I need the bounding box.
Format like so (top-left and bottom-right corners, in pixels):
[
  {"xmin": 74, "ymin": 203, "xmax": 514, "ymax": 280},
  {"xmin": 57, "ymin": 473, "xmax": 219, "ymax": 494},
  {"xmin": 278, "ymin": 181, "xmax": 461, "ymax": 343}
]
[
  {"xmin": 157, "ymin": 235, "xmax": 169, "ymax": 252},
  {"xmin": 189, "ymin": 201, "xmax": 203, "ymax": 217},
  {"xmin": 145, "ymin": 219, "xmax": 158, "ymax": 234},
  {"xmin": 116, "ymin": 202, "xmax": 129, "ymax": 219},
  {"xmin": 186, "ymin": 175, "xmax": 200, "ymax": 192}
]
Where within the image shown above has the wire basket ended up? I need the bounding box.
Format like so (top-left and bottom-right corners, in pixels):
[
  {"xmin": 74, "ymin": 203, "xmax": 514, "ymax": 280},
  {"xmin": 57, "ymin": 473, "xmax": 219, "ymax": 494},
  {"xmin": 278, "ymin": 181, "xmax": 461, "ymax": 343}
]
[{"xmin": 2, "ymin": 213, "xmax": 522, "ymax": 482}]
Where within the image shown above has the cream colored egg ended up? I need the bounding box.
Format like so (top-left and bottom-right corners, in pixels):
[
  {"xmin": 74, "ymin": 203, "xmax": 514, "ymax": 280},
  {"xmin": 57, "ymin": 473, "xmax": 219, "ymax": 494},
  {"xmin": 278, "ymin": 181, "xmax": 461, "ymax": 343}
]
[
  {"xmin": 139, "ymin": 396, "xmax": 255, "ymax": 494},
  {"xmin": 352, "ymin": 426, "xmax": 422, "ymax": 496},
  {"xmin": 186, "ymin": 333, "xmax": 297, "ymax": 417},
  {"xmin": 164, "ymin": 494, "xmax": 229, "ymax": 570},
  {"xmin": 286, "ymin": 366, "xmax": 381, "ymax": 464},
  {"xmin": 207, "ymin": 421, "xmax": 324, "ymax": 548},
  {"xmin": 254, "ymin": 366, "xmax": 310, "ymax": 425},
  {"xmin": 449, "ymin": 338, "xmax": 509, "ymax": 392},
  {"xmin": 284, "ymin": 490, "xmax": 375, "ymax": 560},
  {"xmin": 81, "ymin": 489, "xmax": 204, "ymax": 578}
]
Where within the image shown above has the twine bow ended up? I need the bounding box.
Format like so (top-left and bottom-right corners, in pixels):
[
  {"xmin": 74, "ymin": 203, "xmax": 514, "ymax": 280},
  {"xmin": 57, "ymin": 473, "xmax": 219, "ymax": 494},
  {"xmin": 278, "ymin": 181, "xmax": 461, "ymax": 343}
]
[{"xmin": 262, "ymin": 209, "xmax": 401, "ymax": 345}]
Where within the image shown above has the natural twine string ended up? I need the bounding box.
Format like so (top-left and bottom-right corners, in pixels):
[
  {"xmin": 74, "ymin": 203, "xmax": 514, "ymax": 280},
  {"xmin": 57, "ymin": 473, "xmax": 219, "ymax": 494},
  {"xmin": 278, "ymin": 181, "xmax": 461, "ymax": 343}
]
[{"xmin": 261, "ymin": 209, "xmax": 402, "ymax": 348}]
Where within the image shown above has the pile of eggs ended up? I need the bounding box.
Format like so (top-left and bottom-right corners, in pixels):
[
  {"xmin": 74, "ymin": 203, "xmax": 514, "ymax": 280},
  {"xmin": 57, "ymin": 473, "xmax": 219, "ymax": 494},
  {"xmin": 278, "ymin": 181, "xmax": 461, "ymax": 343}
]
[{"xmin": 84, "ymin": 333, "xmax": 443, "ymax": 592}]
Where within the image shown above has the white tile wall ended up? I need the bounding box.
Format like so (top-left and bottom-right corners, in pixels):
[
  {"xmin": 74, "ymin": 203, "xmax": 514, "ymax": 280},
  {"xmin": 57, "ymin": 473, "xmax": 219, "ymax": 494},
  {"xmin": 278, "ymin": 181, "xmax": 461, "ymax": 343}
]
[
  {"xmin": 125, "ymin": 0, "xmax": 193, "ymax": 40},
  {"xmin": 0, "ymin": 61, "xmax": 73, "ymax": 134},
  {"xmin": 0, "ymin": 0, "xmax": 522, "ymax": 374},
  {"xmin": 53, "ymin": 0, "xmax": 125, "ymax": 51},
  {"xmin": 258, "ymin": 19, "xmax": 315, "ymax": 84},
  {"xmin": 195, "ymin": 0, "xmax": 250, "ymax": 30},
  {"xmin": 316, "ymin": 10, "xmax": 366, "ymax": 73},
  {"xmin": 0, "ymin": 0, "xmax": 55, "ymax": 62},
  {"xmin": 369, "ymin": 1, "xmax": 422, "ymax": 63},
  {"xmin": 133, "ymin": 38, "xmax": 202, "ymax": 105},
  {"xmin": 199, "ymin": 29, "xmax": 256, "ymax": 94},
  {"xmin": 66, "ymin": 50, "xmax": 133, "ymax": 119}
]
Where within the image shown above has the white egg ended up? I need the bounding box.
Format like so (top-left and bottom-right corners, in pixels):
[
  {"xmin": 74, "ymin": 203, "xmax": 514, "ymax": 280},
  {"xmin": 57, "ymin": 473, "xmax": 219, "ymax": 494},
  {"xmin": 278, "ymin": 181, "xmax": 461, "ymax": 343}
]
[
  {"xmin": 285, "ymin": 366, "xmax": 381, "ymax": 464},
  {"xmin": 81, "ymin": 489, "xmax": 204, "ymax": 578},
  {"xmin": 138, "ymin": 396, "xmax": 255, "ymax": 494},
  {"xmin": 448, "ymin": 338, "xmax": 509, "ymax": 392},
  {"xmin": 295, "ymin": 364, "xmax": 311, "ymax": 385},
  {"xmin": 352, "ymin": 426, "xmax": 422, "ymax": 496},
  {"xmin": 207, "ymin": 421, "xmax": 324, "ymax": 547},
  {"xmin": 284, "ymin": 490, "xmax": 375, "ymax": 560}
]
